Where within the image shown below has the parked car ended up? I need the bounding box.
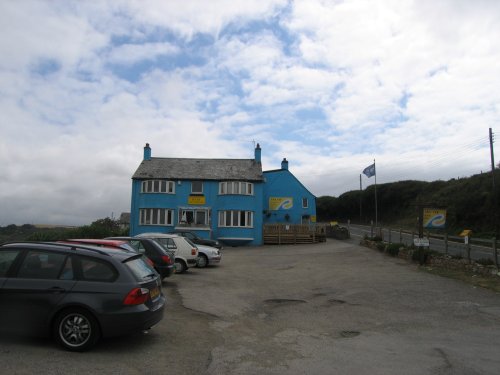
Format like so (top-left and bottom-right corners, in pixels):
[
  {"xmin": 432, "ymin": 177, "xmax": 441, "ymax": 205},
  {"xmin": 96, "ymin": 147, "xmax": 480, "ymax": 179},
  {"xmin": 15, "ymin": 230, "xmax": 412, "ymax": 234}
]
[
  {"xmin": 105, "ymin": 237, "xmax": 175, "ymax": 279},
  {"xmin": 175, "ymin": 230, "xmax": 223, "ymax": 249},
  {"xmin": 59, "ymin": 238, "xmax": 157, "ymax": 269},
  {"xmin": 195, "ymin": 244, "xmax": 222, "ymax": 268},
  {"xmin": 135, "ymin": 233, "xmax": 198, "ymax": 274},
  {"xmin": 0, "ymin": 241, "xmax": 165, "ymax": 352}
]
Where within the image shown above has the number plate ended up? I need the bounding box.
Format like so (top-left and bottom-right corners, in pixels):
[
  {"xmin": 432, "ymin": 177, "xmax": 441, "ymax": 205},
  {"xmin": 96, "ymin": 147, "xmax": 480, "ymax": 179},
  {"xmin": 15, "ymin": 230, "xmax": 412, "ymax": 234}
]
[{"xmin": 150, "ymin": 287, "xmax": 160, "ymax": 300}]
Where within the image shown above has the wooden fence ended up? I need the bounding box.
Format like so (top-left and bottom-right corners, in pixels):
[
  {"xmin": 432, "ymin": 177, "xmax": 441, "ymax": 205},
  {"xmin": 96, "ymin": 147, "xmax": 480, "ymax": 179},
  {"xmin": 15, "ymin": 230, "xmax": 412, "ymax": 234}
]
[{"xmin": 263, "ymin": 224, "xmax": 327, "ymax": 245}]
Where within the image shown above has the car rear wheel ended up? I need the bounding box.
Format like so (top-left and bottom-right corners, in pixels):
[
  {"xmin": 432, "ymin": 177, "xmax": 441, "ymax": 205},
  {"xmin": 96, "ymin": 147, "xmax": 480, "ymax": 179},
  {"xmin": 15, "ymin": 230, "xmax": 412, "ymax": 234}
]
[
  {"xmin": 53, "ymin": 308, "xmax": 100, "ymax": 352},
  {"xmin": 197, "ymin": 254, "xmax": 208, "ymax": 268},
  {"xmin": 175, "ymin": 259, "xmax": 187, "ymax": 273}
]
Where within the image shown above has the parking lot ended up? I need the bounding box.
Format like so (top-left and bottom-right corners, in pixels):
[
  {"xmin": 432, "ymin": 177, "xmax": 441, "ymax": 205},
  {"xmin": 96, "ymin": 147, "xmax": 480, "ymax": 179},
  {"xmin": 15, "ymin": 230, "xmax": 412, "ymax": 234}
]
[{"xmin": 2, "ymin": 239, "xmax": 500, "ymax": 374}]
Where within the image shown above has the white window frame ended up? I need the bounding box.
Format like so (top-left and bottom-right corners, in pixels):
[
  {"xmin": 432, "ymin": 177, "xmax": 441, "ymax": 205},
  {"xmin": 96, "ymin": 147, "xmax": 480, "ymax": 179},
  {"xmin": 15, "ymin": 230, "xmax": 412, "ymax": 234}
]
[
  {"xmin": 179, "ymin": 208, "xmax": 210, "ymax": 226},
  {"xmin": 191, "ymin": 181, "xmax": 203, "ymax": 194},
  {"xmin": 218, "ymin": 181, "xmax": 254, "ymax": 196},
  {"xmin": 139, "ymin": 208, "xmax": 174, "ymax": 226},
  {"xmin": 302, "ymin": 197, "xmax": 309, "ymax": 208},
  {"xmin": 141, "ymin": 180, "xmax": 175, "ymax": 194},
  {"xmin": 218, "ymin": 210, "xmax": 254, "ymax": 228}
]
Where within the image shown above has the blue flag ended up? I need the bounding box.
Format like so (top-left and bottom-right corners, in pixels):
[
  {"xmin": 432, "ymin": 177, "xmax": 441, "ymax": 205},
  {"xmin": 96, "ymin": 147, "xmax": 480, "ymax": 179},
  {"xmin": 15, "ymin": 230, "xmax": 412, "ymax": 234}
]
[{"xmin": 363, "ymin": 163, "xmax": 376, "ymax": 178}]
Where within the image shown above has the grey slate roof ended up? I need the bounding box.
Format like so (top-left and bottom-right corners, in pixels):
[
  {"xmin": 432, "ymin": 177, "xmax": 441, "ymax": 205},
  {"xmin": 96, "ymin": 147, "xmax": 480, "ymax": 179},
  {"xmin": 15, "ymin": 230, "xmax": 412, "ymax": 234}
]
[{"xmin": 132, "ymin": 158, "xmax": 264, "ymax": 181}]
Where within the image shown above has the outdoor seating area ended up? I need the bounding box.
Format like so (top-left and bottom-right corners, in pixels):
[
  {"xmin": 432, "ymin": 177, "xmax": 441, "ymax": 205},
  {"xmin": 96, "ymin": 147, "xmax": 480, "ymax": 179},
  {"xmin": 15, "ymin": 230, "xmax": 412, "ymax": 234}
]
[{"xmin": 263, "ymin": 224, "xmax": 326, "ymax": 245}]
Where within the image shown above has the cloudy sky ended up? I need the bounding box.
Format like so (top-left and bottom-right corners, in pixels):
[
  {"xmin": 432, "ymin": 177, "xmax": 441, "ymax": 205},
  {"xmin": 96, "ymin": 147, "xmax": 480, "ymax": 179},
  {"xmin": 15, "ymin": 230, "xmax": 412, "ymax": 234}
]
[{"xmin": 1, "ymin": 0, "xmax": 499, "ymax": 226}]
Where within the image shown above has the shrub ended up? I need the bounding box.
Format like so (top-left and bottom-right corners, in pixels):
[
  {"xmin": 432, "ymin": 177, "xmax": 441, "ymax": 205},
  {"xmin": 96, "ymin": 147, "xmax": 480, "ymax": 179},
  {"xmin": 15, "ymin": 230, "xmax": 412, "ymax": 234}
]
[
  {"xmin": 372, "ymin": 235, "xmax": 383, "ymax": 242},
  {"xmin": 376, "ymin": 242, "xmax": 386, "ymax": 251},
  {"xmin": 386, "ymin": 243, "xmax": 403, "ymax": 257}
]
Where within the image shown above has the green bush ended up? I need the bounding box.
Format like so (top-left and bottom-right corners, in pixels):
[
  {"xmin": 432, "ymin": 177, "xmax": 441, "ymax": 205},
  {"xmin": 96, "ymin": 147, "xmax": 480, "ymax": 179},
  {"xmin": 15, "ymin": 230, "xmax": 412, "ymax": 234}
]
[
  {"xmin": 376, "ymin": 242, "xmax": 386, "ymax": 251},
  {"xmin": 386, "ymin": 243, "xmax": 403, "ymax": 257},
  {"xmin": 27, "ymin": 231, "xmax": 66, "ymax": 241},
  {"xmin": 372, "ymin": 235, "xmax": 383, "ymax": 242}
]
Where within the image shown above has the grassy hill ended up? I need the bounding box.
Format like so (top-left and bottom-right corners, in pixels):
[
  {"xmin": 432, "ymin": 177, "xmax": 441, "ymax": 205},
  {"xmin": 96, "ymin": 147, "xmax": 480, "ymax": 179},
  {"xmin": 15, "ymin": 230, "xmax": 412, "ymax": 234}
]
[
  {"xmin": 0, "ymin": 218, "xmax": 127, "ymax": 242},
  {"xmin": 317, "ymin": 170, "xmax": 500, "ymax": 237}
]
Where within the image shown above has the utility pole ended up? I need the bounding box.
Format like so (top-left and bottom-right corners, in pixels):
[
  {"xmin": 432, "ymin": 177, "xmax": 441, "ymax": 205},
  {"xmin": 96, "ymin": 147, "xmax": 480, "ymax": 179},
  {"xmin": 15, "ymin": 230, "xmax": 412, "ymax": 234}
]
[{"xmin": 489, "ymin": 128, "xmax": 499, "ymax": 267}]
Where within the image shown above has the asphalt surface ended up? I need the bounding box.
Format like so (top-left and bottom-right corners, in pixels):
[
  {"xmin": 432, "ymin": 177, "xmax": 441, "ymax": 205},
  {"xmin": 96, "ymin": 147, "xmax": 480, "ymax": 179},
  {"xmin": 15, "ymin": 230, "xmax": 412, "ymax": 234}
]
[{"xmin": 1, "ymin": 239, "xmax": 500, "ymax": 374}]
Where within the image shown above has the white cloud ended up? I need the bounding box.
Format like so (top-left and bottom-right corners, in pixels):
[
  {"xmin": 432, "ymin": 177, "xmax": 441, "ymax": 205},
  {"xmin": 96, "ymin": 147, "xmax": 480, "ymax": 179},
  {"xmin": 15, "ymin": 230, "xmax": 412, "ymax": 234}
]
[
  {"xmin": 123, "ymin": 0, "xmax": 288, "ymax": 38},
  {"xmin": 1, "ymin": 0, "xmax": 500, "ymax": 225},
  {"xmin": 106, "ymin": 42, "xmax": 179, "ymax": 65}
]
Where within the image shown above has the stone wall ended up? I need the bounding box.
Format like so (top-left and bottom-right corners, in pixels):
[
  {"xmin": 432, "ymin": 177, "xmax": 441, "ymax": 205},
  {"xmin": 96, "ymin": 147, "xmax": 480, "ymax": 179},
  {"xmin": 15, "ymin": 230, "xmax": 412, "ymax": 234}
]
[{"xmin": 361, "ymin": 239, "xmax": 500, "ymax": 277}]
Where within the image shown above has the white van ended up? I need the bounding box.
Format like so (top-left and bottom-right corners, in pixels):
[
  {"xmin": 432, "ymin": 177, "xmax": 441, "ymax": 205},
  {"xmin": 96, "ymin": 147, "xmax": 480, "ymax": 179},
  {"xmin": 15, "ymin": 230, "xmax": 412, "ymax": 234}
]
[{"xmin": 135, "ymin": 233, "xmax": 198, "ymax": 273}]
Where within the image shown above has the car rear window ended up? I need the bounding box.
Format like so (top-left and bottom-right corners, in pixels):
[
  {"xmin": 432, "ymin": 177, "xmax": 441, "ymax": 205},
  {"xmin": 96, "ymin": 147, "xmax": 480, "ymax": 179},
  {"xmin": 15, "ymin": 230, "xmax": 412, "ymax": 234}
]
[
  {"xmin": 155, "ymin": 238, "xmax": 177, "ymax": 250},
  {"xmin": 127, "ymin": 240, "xmax": 144, "ymax": 251},
  {"xmin": 125, "ymin": 256, "xmax": 158, "ymax": 280},
  {"xmin": 184, "ymin": 238, "xmax": 197, "ymax": 247}
]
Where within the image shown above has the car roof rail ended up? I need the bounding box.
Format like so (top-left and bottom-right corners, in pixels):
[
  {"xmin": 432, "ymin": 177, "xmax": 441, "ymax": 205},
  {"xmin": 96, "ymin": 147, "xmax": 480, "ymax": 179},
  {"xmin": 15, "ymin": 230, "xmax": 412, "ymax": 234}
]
[{"xmin": 1, "ymin": 241, "xmax": 112, "ymax": 256}]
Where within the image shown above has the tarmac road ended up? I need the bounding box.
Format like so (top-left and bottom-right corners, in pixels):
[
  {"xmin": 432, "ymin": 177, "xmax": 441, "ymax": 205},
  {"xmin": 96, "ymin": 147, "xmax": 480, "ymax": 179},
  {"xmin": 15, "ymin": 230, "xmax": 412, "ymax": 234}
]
[
  {"xmin": 1, "ymin": 239, "xmax": 500, "ymax": 374},
  {"xmin": 348, "ymin": 223, "xmax": 498, "ymax": 261}
]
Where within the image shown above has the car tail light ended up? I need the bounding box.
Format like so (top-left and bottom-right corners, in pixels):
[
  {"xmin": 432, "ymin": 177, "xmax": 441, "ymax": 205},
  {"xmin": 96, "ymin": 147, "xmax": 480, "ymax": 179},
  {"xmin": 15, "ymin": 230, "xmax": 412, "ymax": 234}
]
[
  {"xmin": 191, "ymin": 248, "xmax": 197, "ymax": 256},
  {"xmin": 145, "ymin": 258, "xmax": 155, "ymax": 267},
  {"xmin": 123, "ymin": 288, "xmax": 150, "ymax": 305},
  {"xmin": 162, "ymin": 255, "xmax": 173, "ymax": 265}
]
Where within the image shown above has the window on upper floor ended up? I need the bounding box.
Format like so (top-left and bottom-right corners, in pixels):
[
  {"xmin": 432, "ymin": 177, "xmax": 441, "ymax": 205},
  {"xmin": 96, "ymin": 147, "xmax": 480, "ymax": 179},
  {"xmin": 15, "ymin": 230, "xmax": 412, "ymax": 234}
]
[
  {"xmin": 141, "ymin": 180, "xmax": 175, "ymax": 194},
  {"xmin": 218, "ymin": 210, "xmax": 253, "ymax": 228},
  {"xmin": 219, "ymin": 181, "xmax": 254, "ymax": 195},
  {"xmin": 139, "ymin": 208, "xmax": 174, "ymax": 226},
  {"xmin": 302, "ymin": 198, "xmax": 309, "ymax": 208},
  {"xmin": 191, "ymin": 181, "xmax": 203, "ymax": 194}
]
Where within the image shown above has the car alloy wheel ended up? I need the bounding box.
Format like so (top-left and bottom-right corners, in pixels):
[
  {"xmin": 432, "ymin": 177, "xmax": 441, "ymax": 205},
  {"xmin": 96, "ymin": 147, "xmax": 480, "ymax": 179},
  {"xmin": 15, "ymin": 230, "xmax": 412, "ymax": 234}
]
[{"xmin": 54, "ymin": 308, "xmax": 100, "ymax": 351}]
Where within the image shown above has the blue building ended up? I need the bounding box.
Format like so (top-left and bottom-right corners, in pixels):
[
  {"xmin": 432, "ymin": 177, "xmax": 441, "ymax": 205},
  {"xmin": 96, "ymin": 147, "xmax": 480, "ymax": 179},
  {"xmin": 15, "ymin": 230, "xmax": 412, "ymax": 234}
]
[{"xmin": 130, "ymin": 143, "xmax": 316, "ymax": 246}]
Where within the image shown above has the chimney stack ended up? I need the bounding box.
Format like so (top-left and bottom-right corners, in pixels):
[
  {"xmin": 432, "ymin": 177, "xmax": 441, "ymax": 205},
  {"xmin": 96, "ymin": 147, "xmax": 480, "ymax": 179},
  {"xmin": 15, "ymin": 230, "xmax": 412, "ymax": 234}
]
[
  {"xmin": 254, "ymin": 143, "xmax": 261, "ymax": 163},
  {"xmin": 281, "ymin": 158, "xmax": 288, "ymax": 170},
  {"xmin": 144, "ymin": 143, "xmax": 151, "ymax": 161}
]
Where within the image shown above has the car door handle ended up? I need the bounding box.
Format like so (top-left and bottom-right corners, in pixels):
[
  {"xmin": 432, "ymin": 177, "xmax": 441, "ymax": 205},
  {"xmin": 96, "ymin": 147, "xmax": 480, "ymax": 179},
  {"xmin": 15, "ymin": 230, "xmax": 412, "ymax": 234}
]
[{"xmin": 47, "ymin": 287, "xmax": 66, "ymax": 294}]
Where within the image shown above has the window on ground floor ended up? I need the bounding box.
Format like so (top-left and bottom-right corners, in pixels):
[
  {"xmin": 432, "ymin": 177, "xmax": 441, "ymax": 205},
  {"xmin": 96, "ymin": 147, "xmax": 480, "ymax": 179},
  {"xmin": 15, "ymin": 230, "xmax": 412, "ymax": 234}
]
[
  {"xmin": 179, "ymin": 208, "xmax": 209, "ymax": 226},
  {"xmin": 218, "ymin": 210, "xmax": 253, "ymax": 228},
  {"xmin": 139, "ymin": 208, "xmax": 174, "ymax": 226}
]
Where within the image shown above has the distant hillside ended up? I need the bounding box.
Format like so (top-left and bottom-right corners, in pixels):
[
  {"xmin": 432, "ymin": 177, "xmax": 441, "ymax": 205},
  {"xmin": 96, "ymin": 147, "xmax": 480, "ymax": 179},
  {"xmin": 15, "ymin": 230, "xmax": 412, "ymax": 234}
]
[
  {"xmin": 317, "ymin": 170, "xmax": 500, "ymax": 236},
  {"xmin": 0, "ymin": 218, "xmax": 127, "ymax": 242}
]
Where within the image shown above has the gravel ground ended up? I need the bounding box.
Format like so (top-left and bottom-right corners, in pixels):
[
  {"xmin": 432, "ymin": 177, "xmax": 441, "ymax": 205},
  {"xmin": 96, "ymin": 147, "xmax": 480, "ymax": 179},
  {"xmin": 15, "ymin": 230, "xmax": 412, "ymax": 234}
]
[{"xmin": 1, "ymin": 239, "xmax": 500, "ymax": 374}]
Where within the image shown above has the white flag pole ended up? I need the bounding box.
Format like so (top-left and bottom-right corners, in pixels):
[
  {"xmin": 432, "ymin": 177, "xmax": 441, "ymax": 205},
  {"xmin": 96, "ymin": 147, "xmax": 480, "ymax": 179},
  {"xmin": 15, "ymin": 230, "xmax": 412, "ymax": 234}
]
[{"xmin": 374, "ymin": 159, "xmax": 378, "ymax": 228}]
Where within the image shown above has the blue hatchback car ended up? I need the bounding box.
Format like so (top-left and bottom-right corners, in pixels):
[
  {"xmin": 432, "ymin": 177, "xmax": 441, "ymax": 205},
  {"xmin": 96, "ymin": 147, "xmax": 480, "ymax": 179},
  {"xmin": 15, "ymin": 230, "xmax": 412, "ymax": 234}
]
[{"xmin": 0, "ymin": 242, "xmax": 166, "ymax": 351}]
